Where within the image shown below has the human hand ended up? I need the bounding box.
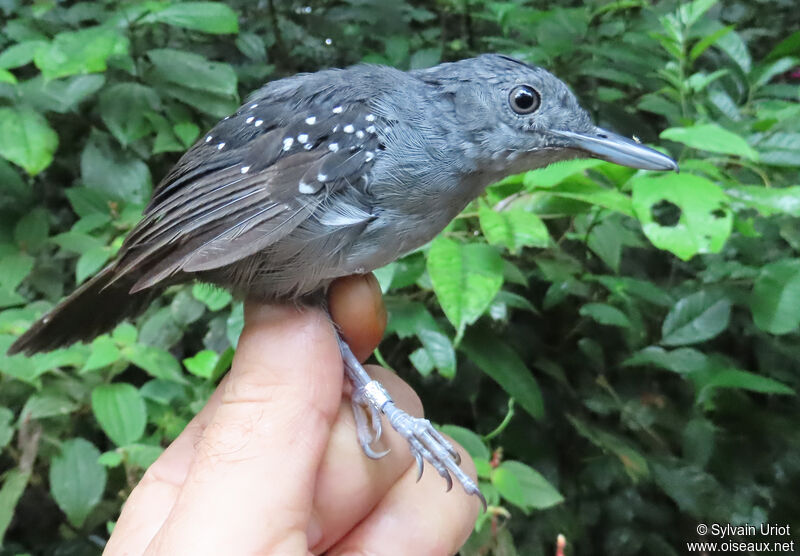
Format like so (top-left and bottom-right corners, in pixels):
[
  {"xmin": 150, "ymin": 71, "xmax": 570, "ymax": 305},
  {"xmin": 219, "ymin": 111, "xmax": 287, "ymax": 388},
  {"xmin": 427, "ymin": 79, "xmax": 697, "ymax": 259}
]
[{"xmin": 104, "ymin": 274, "xmax": 480, "ymax": 555}]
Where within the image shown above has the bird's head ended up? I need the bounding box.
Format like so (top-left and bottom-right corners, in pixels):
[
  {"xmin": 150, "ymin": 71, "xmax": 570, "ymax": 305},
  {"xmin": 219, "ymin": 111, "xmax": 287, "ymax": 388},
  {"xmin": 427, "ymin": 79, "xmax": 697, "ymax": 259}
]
[{"xmin": 417, "ymin": 54, "xmax": 678, "ymax": 174}]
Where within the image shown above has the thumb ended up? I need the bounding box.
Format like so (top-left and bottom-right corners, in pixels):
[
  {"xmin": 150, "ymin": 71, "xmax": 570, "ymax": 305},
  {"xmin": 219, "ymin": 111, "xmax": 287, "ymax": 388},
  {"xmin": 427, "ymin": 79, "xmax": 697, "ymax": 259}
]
[{"xmin": 146, "ymin": 303, "xmax": 343, "ymax": 555}]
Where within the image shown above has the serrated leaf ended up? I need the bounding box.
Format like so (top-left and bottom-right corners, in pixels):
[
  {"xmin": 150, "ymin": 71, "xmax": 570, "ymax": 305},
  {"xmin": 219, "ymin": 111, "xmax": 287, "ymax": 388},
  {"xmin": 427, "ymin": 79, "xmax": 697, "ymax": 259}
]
[
  {"xmin": 91, "ymin": 384, "xmax": 147, "ymax": 446},
  {"xmin": 123, "ymin": 344, "xmax": 186, "ymax": 383},
  {"xmin": 49, "ymin": 438, "xmax": 107, "ymax": 527},
  {"xmin": 99, "ymin": 83, "xmax": 160, "ymax": 146},
  {"xmin": 661, "ymin": 124, "xmax": 757, "ymax": 161},
  {"xmin": 192, "ymin": 283, "xmax": 232, "ymax": 311},
  {"xmin": 661, "ymin": 291, "xmax": 731, "ymax": 346},
  {"xmin": 145, "ymin": 2, "xmax": 239, "ymax": 34},
  {"xmin": 479, "ymin": 204, "xmax": 550, "ymax": 253},
  {"xmin": 34, "ymin": 27, "xmax": 128, "ymax": 80},
  {"xmin": 427, "ymin": 238, "xmax": 504, "ymax": 335},
  {"xmin": 631, "ymin": 173, "xmax": 732, "ymax": 260},
  {"xmin": 0, "ymin": 107, "xmax": 58, "ymax": 175},
  {"xmin": 183, "ymin": 349, "xmax": 219, "ymax": 379}
]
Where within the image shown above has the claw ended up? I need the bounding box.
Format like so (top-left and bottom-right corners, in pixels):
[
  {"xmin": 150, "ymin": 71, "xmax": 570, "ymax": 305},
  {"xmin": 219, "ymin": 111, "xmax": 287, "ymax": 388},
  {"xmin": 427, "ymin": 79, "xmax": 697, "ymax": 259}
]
[
  {"xmin": 414, "ymin": 451, "xmax": 424, "ymax": 481},
  {"xmin": 443, "ymin": 471, "xmax": 453, "ymax": 492}
]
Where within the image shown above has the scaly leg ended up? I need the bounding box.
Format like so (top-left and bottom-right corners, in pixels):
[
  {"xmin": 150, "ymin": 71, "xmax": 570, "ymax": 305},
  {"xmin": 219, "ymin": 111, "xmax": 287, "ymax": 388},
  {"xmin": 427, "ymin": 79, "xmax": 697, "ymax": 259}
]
[{"xmin": 338, "ymin": 334, "xmax": 485, "ymax": 508}]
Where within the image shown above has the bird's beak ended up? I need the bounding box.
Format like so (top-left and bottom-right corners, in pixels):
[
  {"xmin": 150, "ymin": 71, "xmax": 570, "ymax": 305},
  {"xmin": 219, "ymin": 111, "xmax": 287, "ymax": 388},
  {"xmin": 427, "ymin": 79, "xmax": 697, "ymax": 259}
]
[{"xmin": 551, "ymin": 127, "xmax": 678, "ymax": 171}]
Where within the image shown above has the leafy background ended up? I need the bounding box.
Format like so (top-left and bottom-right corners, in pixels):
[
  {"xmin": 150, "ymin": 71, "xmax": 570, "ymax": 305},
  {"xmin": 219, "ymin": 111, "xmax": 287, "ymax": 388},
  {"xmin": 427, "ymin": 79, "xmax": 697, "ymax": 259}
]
[{"xmin": 0, "ymin": 0, "xmax": 799, "ymax": 554}]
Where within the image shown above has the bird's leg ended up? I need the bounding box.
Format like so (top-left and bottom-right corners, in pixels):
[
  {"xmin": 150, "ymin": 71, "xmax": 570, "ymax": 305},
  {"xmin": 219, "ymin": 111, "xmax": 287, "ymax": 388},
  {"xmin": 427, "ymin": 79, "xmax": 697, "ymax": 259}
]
[{"xmin": 337, "ymin": 334, "xmax": 485, "ymax": 506}]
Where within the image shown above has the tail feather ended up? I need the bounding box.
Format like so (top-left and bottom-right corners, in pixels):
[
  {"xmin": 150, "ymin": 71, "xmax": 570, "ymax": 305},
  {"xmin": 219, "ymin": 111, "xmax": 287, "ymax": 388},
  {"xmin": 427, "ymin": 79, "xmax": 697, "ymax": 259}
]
[{"xmin": 7, "ymin": 265, "xmax": 162, "ymax": 355}]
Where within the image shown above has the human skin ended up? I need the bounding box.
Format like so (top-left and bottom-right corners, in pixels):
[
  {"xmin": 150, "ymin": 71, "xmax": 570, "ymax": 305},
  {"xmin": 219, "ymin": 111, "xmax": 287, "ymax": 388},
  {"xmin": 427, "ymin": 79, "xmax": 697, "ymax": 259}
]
[{"xmin": 103, "ymin": 274, "xmax": 480, "ymax": 555}]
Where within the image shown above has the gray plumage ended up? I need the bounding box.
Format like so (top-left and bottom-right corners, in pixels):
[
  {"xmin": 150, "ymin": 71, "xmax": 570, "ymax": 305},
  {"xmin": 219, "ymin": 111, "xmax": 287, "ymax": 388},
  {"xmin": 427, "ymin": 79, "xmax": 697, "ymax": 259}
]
[{"xmin": 9, "ymin": 54, "xmax": 676, "ymax": 355}]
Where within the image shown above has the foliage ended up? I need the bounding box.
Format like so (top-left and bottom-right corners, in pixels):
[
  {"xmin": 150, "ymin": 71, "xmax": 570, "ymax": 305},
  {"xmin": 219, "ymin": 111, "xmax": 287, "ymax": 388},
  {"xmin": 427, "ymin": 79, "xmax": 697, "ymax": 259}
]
[{"xmin": 1, "ymin": 0, "xmax": 799, "ymax": 554}]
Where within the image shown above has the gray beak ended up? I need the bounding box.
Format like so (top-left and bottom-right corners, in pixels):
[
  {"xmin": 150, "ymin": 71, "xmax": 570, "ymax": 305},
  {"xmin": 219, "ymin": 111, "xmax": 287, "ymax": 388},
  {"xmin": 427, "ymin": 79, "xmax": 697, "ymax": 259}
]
[{"xmin": 551, "ymin": 127, "xmax": 679, "ymax": 171}]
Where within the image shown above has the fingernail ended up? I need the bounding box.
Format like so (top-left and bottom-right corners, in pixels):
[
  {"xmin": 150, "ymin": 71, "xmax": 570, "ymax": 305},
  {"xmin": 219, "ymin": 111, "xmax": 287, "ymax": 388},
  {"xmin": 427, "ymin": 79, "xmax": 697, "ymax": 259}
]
[
  {"xmin": 306, "ymin": 513, "xmax": 323, "ymax": 548},
  {"xmin": 363, "ymin": 273, "xmax": 387, "ymax": 333}
]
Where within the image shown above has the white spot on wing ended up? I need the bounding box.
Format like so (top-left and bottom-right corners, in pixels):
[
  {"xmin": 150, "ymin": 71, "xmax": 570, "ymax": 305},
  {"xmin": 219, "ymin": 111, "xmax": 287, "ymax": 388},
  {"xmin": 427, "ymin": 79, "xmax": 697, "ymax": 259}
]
[
  {"xmin": 317, "ymin": 173, "xmax": 328, "ymax": 182},
  {"xmin": 332, "ymin": 105, "xmax": 343, "ymax": 114},
  {"xmin": 365, "ymin": 151, "xmax": 375, "ymax": 161},
  {"xmin": 246, "ymin": 116, "xmax": 254, "ymax": 123},
  {"xmin": 241, "ymin": 166, "xmax": 251, "ymax": 173},
  {"xmin": 356, "ymin": 130, "xmax": 365, "ymax": 139},
  {"xmin": 255, "ymin": 119, "xmax": 263, "ymax": 127},
  {"xmin": 250, "ymin": 103, "xmax": 259, "ymax": 109},
  {"xmin": 365, "ymin": 114, "xmax": 375, "ymax": 122},
  {"xmin": 366, "ymin": 125, "xmax": 376, "ymax": 134},
  {"xmin": 283, "ymin": 137, "xmax": 294, "ymax": 150},
  {"xmin": 298, "ymin": 133, "xmax": 309, "ymax": 143},
  {"xmin": 205, "ymin": 135, "xmax": 212, "ymax": 143},
  {"xmin": 217, "ymin": 142, "xmax": 225, "ymax": 150},
  {"xmin": 343, "ymin": 124, "xmax": 355, "ymax": 134},
  {"xmin": 298, "ymin": 181, "xmax": 316, "ymax": 194},
  {"xmin": 305, "ymin": 116, "xmax": 316, "ymax": 125},
  {"xmin": 328, "ymin": 142, "xmax": 339, "ymax": 152}
]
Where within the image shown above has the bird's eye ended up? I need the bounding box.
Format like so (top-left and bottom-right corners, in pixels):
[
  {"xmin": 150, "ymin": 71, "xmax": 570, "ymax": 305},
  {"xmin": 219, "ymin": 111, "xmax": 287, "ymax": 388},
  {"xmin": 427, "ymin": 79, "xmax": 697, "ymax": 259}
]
[{"xmin": 509, "ymin": 85, "xmax": 541, "ymax": 115}]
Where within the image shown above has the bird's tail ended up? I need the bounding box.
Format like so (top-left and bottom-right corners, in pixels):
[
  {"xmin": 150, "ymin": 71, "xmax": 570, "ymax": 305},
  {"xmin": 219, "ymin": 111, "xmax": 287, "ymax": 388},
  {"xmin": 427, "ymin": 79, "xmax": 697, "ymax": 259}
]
[{"xmin": 7, "ymin": 265, "xmax": 162, "ymax": 355}]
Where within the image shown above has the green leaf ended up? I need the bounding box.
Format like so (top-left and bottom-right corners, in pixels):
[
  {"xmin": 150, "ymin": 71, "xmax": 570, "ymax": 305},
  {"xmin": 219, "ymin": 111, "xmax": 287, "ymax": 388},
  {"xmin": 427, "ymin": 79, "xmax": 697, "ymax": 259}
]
[
  {"xmin": 171, "ymin": 289, "xmax": 206, "ymax": 324},
  {"xmin": 689, "ymin": 25, "xmax": 733, "ymax": 61},
  {"xmin": 427, "ymin": 237, "xmax": 504, "ymax": 335},
  {"xmin": 91, "ymin": 384, "xmax": 147, "ymax": 446},
  {"xmin": 183, "ymin": 350, "xmax": 219, "ymax": 379},
  {"xmin": 479, "ymin": 204, "xmax": 550, "ymax": 253},
  {"xmin": 145, "ymin": 2, "xmax": 239, "ymax": 34},
  {"xmin": 461, "ymin": 329, "xmax": 544, "ymax": 420},
  {"xmin": 631, "ymin": 173, "xmax": 732, "ymax": 260},
  {"xmin": 750, "ymin": 259, "xmax": 800, "ymax": 334},
  {"xmin": 76, "ymin": 246, "xmax": 111, "ymax": 284},
  {"xmin": 18, "ymin": 74, "xmax": 105, "ymax": 114},
  {"xmin": 0, "ymin": 469, "xmax": 30, "ymax": 545},
  {"xmin": 49, "ymin": 438, "xmax": 107, "ymax": 527},
  {"xmin": 492, "ymin": 461, "xmax": 563, "ymax": 512},
  {"xmin": 0, "ymin": 252, "xmax": 34, "ymax": 291},
  {"xmin": 81, "ymin": 132, "xmax": 152, "ymax": 204},
  {"xmin": 624, "ymin": 346, "xmax": 708, "ymax": 375},
  {"xmin": 417, "ymin": 328, "xmax": 456, "ymax": 378},
  {"xmin": 0, "ymin": 407, "xmax": 13, "ymax": 450},
  {"xmin": 696, "ymin": 368, "xmax": 794, "ymax": 397},
  {"xmin": 438, "ymin": 424, "xmax": 490, "ymax": 461},
  {"xmin": 0, "ymin": 106, "xmax": 59, "ymax": 175},
  {"xmin": 123, "ymin": 344, "xmax": 186, "ymax": 383},
  {"xmin": 661, "ymin": 291, "xmax": 731, "ymax": 346},
  {"xmin": 14, "ymin": 208, "xmax": 49, "ymax": 252},
  {"xmin": 99, "ymin": 83, "xmax": 160, "ymax": 146},
  {"xmin": 0, "ymin": 40, "xmax": 47, "ymax": 69},
  {"xmin": 543, "ymin": 180, "xmax": 633, "ymax": 216},
  {"xmin": 715, "ymin": 29, "xmax": 751, "ymax": 73},
  {"xmin": 523, "ymin": 159, "xmax": 606, "ymax": 188},
  {"xmin": 725, "ymin": 185, "xmax": 800, "ymax": 217},
  {"xmin": 192, "ymin": 283, "xmax": 232, "ymax": 311},
  {"xmin": 34, "ymin": 27, "xmax": 129, "ymax": 80},
  {"xmin": 579, "ymin": 303, "xmax": 631, "ymax": 327},
  {"xmin": 121, "ymin": 444, "xmax": 164, "ymax": 469},
  {"xmin": 82, "ymin": 336, "xmax": 121, "ymax": 372},
  {"xmin": 661, "ymin": 124, "xmax": 757, "ymax": 161},
  {"xmin": 147, "ymin": 48, "xmax": 238, "ymax": 117}
]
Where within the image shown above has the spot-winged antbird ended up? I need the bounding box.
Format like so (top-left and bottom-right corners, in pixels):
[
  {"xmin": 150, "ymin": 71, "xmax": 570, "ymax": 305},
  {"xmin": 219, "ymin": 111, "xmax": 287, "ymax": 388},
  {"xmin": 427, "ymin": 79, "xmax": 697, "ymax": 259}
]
[{"xmin": 9, "ymin": 54, "xmax": 677, "ymax": 505}]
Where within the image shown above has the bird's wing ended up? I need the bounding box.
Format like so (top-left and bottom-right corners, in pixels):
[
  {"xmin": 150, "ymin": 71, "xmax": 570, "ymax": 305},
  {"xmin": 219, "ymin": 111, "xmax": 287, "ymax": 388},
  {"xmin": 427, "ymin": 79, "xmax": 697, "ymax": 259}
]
[{"xmin": 113, "ymin": 81, "xmax": 384, "ymax": 292}]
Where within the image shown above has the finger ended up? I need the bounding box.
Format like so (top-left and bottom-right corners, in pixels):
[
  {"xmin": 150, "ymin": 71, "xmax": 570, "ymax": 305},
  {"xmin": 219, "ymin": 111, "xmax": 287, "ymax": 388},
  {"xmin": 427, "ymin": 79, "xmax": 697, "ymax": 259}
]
[
  {"xmin": 145, "ymin": 303, "xmax": 344, "ymax": 555},
  {"xmin": 328, "ymin": 273, "xmax": 386, "ymax": 361},
  {"xmin": 327, "ymin": 437, "xmax": 480, "ymax": 556},
  {"xmin": 307, "ymin": 365, "xmax": 424, "ymax": 553},
  {"xmin": 105, "ymin": 374, "xmax": 235, "ymax": 556}
]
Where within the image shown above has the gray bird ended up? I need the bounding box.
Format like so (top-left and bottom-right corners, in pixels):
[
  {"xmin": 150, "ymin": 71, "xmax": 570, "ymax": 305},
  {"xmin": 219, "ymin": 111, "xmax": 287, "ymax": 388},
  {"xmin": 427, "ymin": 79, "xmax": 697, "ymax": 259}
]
[{"xmin": 9, "ymin": 54, "xmax": 677, "ymax": 504}]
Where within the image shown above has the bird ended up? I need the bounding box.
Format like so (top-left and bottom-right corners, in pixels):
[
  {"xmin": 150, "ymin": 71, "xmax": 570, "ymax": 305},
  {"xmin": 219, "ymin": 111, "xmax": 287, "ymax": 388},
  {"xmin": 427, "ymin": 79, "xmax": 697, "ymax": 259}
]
[{"xmin": 8, "ymin": 54, "xmax": 677, "ymax": 505}]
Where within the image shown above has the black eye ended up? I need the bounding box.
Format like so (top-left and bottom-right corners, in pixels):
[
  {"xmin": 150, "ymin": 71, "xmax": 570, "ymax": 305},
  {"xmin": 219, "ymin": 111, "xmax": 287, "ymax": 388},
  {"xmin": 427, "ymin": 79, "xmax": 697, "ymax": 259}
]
[{"xmin": 509, "ymin": 85, "xmax": 541, "ymax": 115}]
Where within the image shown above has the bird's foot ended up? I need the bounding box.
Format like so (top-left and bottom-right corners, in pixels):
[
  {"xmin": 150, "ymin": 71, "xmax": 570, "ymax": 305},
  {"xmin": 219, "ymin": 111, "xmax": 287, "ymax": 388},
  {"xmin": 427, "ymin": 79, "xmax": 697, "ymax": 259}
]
[{"xmin": 338, "ymin": 335, "xmax": 485, "ymax": 508}]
